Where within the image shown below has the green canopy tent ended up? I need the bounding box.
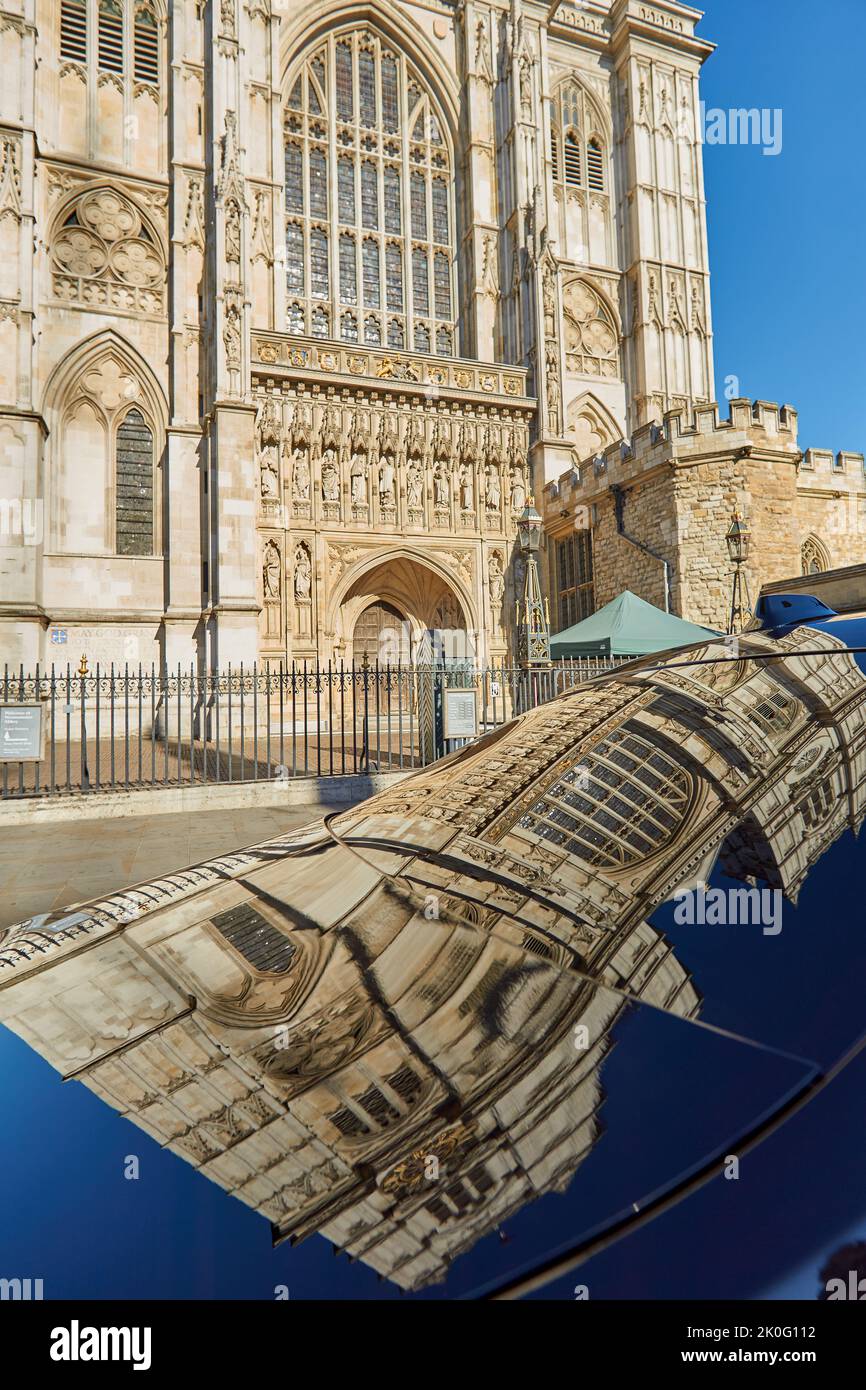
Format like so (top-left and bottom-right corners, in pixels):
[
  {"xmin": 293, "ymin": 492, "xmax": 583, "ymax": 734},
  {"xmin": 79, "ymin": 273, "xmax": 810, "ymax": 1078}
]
[{"xmin": 550, "ymin": 590, "xmax": 719, "ymax": 659}]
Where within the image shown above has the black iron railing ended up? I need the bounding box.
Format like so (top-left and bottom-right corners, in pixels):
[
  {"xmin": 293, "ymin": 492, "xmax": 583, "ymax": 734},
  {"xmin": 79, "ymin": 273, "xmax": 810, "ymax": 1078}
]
[{"xmin": 0, "ymin": 656, "xmax": 627, "ymax": 799}]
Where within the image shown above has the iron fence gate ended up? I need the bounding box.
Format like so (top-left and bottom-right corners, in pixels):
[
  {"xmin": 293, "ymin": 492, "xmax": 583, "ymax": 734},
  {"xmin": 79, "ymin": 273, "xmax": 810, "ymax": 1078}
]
[{"xmin": 0, "ymin": 656, "xmax": 628, "ymax": 800}]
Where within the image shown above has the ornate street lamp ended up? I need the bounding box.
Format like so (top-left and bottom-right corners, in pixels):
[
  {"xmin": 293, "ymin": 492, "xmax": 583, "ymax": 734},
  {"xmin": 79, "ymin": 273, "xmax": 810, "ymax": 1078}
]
[
  {"xmin": 725, "ymin": 508, "xmax": 752, "ymax": 635},
  {"xmin": 516, "ymin": 503, "xmax": 551, "ymax": 668}
]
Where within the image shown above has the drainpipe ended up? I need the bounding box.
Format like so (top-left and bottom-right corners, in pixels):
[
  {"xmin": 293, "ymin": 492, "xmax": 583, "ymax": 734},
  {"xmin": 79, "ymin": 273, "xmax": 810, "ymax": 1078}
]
[{"xmin": 611, "ymin": 484, "xmax": 673, "ymax": 614}]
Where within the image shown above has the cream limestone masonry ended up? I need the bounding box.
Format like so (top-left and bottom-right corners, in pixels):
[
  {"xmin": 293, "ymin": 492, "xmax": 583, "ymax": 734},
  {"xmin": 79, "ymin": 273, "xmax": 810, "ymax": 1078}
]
[{"xmin": 0, "ymin": 1, "xmax": 860, "ymax": 671}]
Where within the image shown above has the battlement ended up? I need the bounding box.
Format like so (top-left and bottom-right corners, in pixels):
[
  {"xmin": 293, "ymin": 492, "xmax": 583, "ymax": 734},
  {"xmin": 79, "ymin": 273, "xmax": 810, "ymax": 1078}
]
[
  {"xmin": 542, "ymin": 398, "xmax": 803, "ymax": 516},
  {"xmin": 799, "ymin": 448, "xmax": 866, "ymax": 485}
]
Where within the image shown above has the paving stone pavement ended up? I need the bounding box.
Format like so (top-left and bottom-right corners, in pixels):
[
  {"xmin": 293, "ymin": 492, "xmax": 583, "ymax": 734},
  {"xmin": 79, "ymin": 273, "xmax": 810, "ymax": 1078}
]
[{"xmin": 0, "ymin": 802, "xmax": 342, "ymax": 931}]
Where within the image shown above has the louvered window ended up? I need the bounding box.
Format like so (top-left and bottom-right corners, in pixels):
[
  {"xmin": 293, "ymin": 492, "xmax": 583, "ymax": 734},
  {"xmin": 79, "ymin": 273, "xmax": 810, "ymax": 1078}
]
[
  {"xmin": 60, "ymin": 0, "xmax": 88, "ymax": 62},
  {"xmin": 587, "ymin": 138, "xmax": 604, "ymax": 191},
  {"xmin": 133, "ymin": 5, "xmax": 158, "ymax": 83},
  {"xmin": 98, "ymin": 0, "xmax": 123, "ymax": 73},
  {"xmin": 564, "ymin": 133, "xmax": 582, "ymax": 186},
  {"xmin": 60, "ymin": 1, "xmax": 161, "ymax": 102}
]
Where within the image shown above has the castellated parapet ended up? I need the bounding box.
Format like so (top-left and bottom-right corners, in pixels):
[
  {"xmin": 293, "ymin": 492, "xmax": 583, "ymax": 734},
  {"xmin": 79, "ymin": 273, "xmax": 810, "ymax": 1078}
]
[{"xmin": 543, "ymin": 399, "xmax": 866, "ymax": 632}]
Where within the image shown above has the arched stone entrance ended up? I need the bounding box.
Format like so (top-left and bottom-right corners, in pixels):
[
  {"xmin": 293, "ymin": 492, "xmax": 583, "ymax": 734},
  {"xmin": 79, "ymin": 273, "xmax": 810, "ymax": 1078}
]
[{"xmin": 334, "ymin": 555, "xmax": 473, "ymax": 663}]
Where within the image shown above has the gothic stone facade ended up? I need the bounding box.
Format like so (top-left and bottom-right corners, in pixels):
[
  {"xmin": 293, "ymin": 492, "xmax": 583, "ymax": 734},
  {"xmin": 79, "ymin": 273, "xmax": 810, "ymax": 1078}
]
[{"xmin": 0, "ymin": 0, "xmax": 859, "ymax": 671}]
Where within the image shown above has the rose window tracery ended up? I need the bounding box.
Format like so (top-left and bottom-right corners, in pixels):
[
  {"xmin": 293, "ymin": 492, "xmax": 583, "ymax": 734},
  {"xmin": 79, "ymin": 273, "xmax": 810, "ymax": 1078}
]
[
  {"xmin": 563, "ymin": 279, "xmax": 620, "ymax": 378},
  {"xmin": 51, "ymin": 188, "xmax": 165, "ymax": 314}
]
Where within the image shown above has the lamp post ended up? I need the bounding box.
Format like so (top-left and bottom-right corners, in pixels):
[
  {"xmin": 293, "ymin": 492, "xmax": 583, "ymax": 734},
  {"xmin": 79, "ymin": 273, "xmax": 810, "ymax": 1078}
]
[
  {"xmin": 725, "ymin": 509, "xmax": 752, "ymax": 635},
  {"xmin": 516, "ymin": 503, "xmax": 551, "ymax": 671}
]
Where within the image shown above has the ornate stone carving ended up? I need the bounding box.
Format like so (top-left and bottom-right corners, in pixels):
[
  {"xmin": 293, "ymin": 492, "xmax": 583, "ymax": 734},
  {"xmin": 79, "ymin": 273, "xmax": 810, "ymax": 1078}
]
[
  {"xmin": 293, "ymin": 542, "xmax": 312, "ymax": 603},
  {"xmin": 0, "ymin": 137, "xmax": 22, "ymax": 222},
  {"xmin": 563, "ymin": 278, "xmax": 620, "ymax": 377},
  {"xmin": 51, "ymin": 187, "xmax": 165, "ymax": 315},
  {"xmin": 262, "ymin": 538, "xmax": 281, "ymax": 599}
]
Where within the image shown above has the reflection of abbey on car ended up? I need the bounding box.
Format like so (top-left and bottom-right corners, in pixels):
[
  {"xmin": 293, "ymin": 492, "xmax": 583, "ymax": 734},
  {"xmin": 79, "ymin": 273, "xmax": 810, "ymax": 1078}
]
[{"xmin": 2, "ymin": 610, "xmax": 866, "ymax": 1292}]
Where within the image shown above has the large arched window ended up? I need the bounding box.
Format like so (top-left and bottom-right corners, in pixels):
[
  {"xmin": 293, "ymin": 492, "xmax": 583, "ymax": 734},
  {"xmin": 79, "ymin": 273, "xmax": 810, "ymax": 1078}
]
[
  {"xmin": 284, "ymin": 29, "xmax": 456, "ymax": 355},
  {"xmin": 518, "ymin": 729, "xmax": 693, "ymax": 869}
]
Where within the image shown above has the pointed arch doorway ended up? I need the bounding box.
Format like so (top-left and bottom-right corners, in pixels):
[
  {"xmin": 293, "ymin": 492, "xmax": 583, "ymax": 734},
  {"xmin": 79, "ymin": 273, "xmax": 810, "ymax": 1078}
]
[{"xmin": 335, "ymin": 555, "xmax": 473, "ymax": 665}]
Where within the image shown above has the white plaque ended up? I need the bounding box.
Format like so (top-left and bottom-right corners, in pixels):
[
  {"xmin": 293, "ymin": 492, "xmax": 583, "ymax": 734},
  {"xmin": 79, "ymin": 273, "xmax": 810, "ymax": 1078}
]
[
  {"xmin": 0, "ymin": 703, "xmax": 44, "ymax": 762},
  {"xmin": 443, "ymin": 687, "xmax": 478, "ymax": 740}
]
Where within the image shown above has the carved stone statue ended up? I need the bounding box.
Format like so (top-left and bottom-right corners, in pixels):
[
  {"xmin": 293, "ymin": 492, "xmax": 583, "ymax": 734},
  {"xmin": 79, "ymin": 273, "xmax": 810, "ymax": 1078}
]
[
  {"xmin": 489, "ymin": 552, "xmax": 505, "ymax": 610},
  {"xmin": 407, "ymin": 461, "xmax": 423, "ymax": 509},
  {"xmin": 545, "ymin": 345, "xmax": 561, "ymax": 428},
  {"xmin": 260, "ymin": 451, "xmax": 279, "ymax": 499},
  {"xmin": 433, "ymin": 461, "xmax": 450, "ymax": 507},
  {"xmin": 262, "ymin": 539, "xmax": 281, "ymax": 599},
  {"xmin": 510, "ymin": 465, "xmax": 527, "ymax": 512},
  {"xmin": 459, "ymin": 463, "xmax": 474, "ymax": 511},
  {"xmin": 225, "ymin": 197, "xmax": 241, "ymax": 264},
  {"xmin": 485, "ymin": 463, "xmax": 501, "ymax": 510},
  {"xmin": 350, "ymin": 450, "xmax": 367, "ymax": 506},
  {"xmin": 293, "ymin": 543, "xmax": 312, "ymax": 602},
  {"xmin": 321, "ymin": 446, "xmax": 339, "ymax": 502},
  {"xmin": 292, "ymin": 447, "xmax": 310, "ymax": 501},
  {"xmin": 379, "ymin": 457, "xmax": 396, "ymax": 506}
]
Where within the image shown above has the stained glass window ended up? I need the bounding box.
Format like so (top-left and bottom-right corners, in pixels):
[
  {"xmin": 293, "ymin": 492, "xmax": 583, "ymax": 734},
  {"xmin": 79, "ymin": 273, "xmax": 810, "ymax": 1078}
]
[
  {"xmin": 339, "ymin": 232, "xmax": 357, "ymax": 304},
  {"xmin": 412, "ymin": 248, "xmax": 429, "ymax": 314},
  {"xmin": 338, "ymin": 158, "xmax": 355, "ymax": 223},
  {"xmin": 309, "ymin": 148, "xmax": 328, "ymax": 217},
  {"xmin": 382, "ymin": 56, "xmax": 399, "ymax": 132},
  {"xmin": 285, "ymin": 145, "xmax": 303, "ymax": 214},
  {"xmin": 336, "ymin": 43, "xmax": 353, "ymax": 120},
  {"xmin": 363, "ymin": 239, "xmax": 380, "ymax": 307},
  {"xmin": 286, "ymin": 222, "xmax": 304, "ymax": 294},
  {"xmin": 384, "ymin": 168, "xmax": 401, "ymax": 234},
  {"xmin": 432, "ymin": 179, "xmax": 448, "ymax": 244},
  {"xmin": 386, "ymin": 243, "xmax": 403, "ymax": 311},
  {"xmin": 284, "ymin": 30, "xmax": 455, "ymax": 352},
  {"xmin": 359, "ymin": 49, "xmax": 376, "ymax": 128},
  {"xmin": 361, "ymin": 162, "xmax": 378, "ymax": 229},
  {"xmin": 434, "ymin": 251, "xmax": 450, "ymax": 319},
  {"xmin": 411, "ymin": 172, "xmax": 427, "ymax": 238},
  {"xmin": 310, "ymin": 228, "xmax": 328, "ymax": 298}
]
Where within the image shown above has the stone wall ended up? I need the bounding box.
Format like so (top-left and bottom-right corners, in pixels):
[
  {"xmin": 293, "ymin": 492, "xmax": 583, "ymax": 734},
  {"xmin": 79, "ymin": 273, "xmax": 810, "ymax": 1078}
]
[{"xmin": 542, "ymin": 399, "xmax": 866, "ymax": 634}]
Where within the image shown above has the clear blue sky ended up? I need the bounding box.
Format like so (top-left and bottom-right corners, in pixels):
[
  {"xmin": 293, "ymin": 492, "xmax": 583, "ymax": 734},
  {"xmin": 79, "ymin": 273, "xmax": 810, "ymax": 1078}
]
[{"xmin": 700, "ymin": 0, "xmax": 866, "ymax": 454}]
